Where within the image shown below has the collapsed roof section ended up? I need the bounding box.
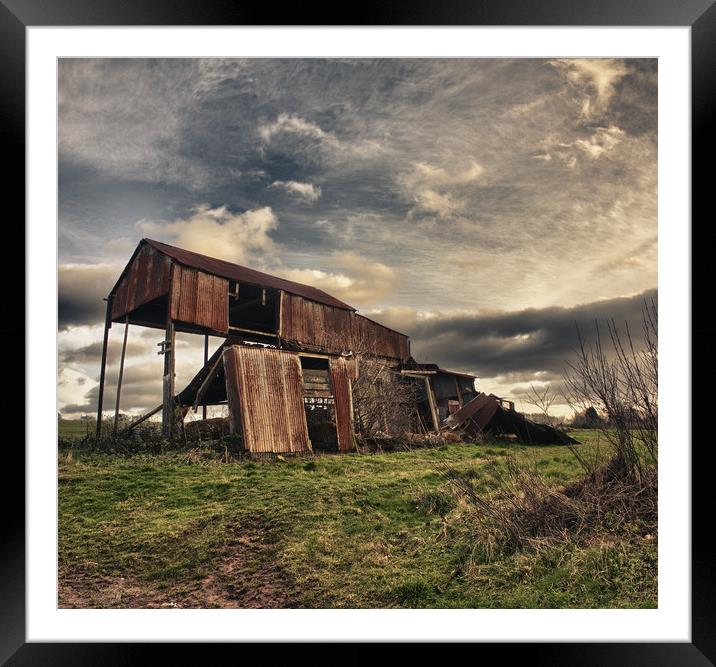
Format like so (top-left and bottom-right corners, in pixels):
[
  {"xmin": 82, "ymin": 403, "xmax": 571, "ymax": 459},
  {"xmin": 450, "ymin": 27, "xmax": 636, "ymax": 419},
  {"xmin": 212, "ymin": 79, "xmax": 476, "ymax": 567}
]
[{"xmin": 445, "ymin": 393, "xmax": 579, "ymax": 445}]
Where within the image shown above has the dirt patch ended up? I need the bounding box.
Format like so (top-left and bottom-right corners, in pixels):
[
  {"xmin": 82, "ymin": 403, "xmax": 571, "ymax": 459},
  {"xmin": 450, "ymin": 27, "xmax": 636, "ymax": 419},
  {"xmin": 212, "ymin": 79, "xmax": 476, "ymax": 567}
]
[
  {"xmin": 59, "ymin": 565, "xmax": 181, "ymax": 609},
  {"xmin": 59, "ymin": 518, "xmax": 303, "ymax": 609},
  {"xmin": 188, "ymin": 528, "xmax": 303, "ymax": 608}
]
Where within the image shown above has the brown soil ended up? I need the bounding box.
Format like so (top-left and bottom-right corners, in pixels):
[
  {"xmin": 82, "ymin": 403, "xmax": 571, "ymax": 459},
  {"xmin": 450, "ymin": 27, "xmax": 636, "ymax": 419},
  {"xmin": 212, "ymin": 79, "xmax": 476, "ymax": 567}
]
[{"xmin": 59, "ymin": 520, "xmax": 303, "ymax": 609}]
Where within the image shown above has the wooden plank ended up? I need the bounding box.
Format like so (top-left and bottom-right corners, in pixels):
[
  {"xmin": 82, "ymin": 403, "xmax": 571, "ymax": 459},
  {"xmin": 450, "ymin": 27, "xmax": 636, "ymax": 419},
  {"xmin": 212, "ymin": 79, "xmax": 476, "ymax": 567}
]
[
  {"xmin": 117, "ymin": 404, "xmax": 162, "ymax": 435},
  {"xmin": 95, "ymin": 296, "xmax": 112, "ymax": 439},
  {"xmin": 192, "ymin": 351, "xmax": 224, "ymax": 412},
  {"xmin": 162, "ymin": 267, "xmax": 176, "ymax": 439},
  {"xmin": 112, "ymin": 317, "xmax": 129, "ymax": 435},
  {"xmin": 425, "ymin": 376, "xmax": 440, "ymax": 433}
]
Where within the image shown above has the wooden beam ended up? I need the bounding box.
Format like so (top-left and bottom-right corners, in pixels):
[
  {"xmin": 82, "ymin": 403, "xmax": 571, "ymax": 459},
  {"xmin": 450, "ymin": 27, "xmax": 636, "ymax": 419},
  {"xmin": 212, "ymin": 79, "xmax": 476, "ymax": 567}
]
[
  {"xmin": 227, "ymin": 325, "xmax": 276, "ymax": 337},
  {"xmin": 193, "ymin": 351, "xmax": 224, "ymax": 413},
  {"xmin": 117, "ymin": 404, "xmax": 162, "ymax": 436},
  {"xmin": 424, "ymin": 376, "xmax": 440, "ymax": 433},
  {"xmin": 95, "ymin": 296, "xmax": 113, "ymax": 439},
  {"xmin": 113, "ymin": 317, "xmax": 130, "ymax": 436},
  {"xmin": 161, "ymin": 308, "xmax": 176, "ymax": 439},
  {"xmin": 454, "ymin": 377, "xmax": 464, "ymax": 407},
  {"xmin": 202, "ymin": 334, "xmax": 209, "ymax": 420}
]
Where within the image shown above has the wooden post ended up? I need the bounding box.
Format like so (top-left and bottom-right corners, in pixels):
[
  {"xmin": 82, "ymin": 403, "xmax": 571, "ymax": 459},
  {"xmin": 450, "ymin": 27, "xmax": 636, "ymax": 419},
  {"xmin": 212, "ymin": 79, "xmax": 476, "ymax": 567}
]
[
  {"xmin": 161, "ymin": 316, "xmax": 176, "ymax": 439},
  {"xmin": 95, "ymin": 296, "xmax": 113, "ymax": 439},
  {"xmin": 202, "ymin": 333, "xmax": 208, "ymax": 420},
  {"xmin": 113, "ymin": 317, "xmax": 129, "ymax": 436},
  {"xmin": 454, "ymin": 377, "xmax": 464, "ymax": 407},
  {"xmin": 424, "ymin": 376, "xmax": 440, "ymax": 433}
]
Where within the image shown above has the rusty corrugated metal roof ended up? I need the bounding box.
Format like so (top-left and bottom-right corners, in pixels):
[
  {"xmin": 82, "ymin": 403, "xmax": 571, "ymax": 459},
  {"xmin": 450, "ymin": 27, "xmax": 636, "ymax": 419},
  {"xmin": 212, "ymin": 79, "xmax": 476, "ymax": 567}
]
[
  {"xmin": 400, "ymin": 360, "xmax": 477, "ymax": 379},
  {"xmin": 144, "ymin": 238, "xmax": 356, "ymax": 311}
]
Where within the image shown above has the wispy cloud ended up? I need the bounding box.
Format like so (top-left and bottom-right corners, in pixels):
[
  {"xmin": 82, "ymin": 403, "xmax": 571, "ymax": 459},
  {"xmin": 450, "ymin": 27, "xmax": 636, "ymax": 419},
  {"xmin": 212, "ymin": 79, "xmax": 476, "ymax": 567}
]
[{"xmin": 269, "ymin": 179, "xmax": 322, "ymax": 202}]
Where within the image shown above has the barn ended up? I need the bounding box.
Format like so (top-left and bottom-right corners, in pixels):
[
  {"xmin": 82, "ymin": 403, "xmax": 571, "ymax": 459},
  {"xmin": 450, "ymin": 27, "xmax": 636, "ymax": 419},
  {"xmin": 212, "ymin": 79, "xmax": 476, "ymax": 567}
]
[{"xmin": 96, "ymin": 238, "xmax": 479, "ymax": 453}]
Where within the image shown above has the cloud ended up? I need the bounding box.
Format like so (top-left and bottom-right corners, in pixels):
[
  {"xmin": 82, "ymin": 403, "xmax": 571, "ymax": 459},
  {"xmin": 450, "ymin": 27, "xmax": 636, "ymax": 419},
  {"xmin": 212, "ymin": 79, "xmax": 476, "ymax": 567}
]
[
  {"xmin": 57, "ymin": 59, "xmax": 657, "ymax": 417},
  {"xmin": 551, "ymin": 58, "xmax": 629, "ymax": 116},
  {"xmin": 258, "ymin": 112, "xmax": 384, "ymax": 163},
  {"xmin": 411, "ymin": 189, "xmax": 465, "ymax": 219},
  {"xmin": 276, "ymin": 251, "xmax": 398, "ymax": 308},
  {"xmin": 269, "ymin": 180, "xmax": 322, "ymax": 202},
  {"xmin": 58, "ymin": 263, "xmax": 123, "ymax": 328},
  {"xmin": 259, "ymin": 112, "xmax": 336, "ymax": 145},
  {"xmin": 59, "ymin": 328, "xmax": 218, "ymax": 416},
  {"xmin": 408, "ymin": 160, "xmax": 486, "ymax": 187},
  {"xmin": 367, "ymin": 289, "xmax": 656, "ymax": 384},
  {"xmin": 538, "ymin": 125, "xmax": 625, "ymax": 167},
  {"xmin": 59, "ymin": 338, "xmax": 147, "ymax": 365},
  {"xmin": 136, "ymin": 204, "xmax": 278, "ymax": 264},
  {"xmin": 575, "ymin": 125, "xmax": 625, "ymax": 159},
  {"xmin": 400, "ymin": 160, "xmax": 485, "ymax": 220}
]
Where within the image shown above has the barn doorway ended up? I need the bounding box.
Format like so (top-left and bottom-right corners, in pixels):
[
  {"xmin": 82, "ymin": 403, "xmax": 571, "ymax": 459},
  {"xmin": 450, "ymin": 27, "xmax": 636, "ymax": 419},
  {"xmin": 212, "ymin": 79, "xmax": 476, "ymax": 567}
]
[{"xmin": 300, "ymin": 356, "xmax": 339, "ymax": 452}]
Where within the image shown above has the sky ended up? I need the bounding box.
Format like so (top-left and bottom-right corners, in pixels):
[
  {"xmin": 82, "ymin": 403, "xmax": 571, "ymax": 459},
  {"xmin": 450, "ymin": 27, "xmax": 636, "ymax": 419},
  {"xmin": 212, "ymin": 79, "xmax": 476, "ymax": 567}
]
[{"xmin": 58, "ymin": 58, "xmax": 657, "ymax": 418}]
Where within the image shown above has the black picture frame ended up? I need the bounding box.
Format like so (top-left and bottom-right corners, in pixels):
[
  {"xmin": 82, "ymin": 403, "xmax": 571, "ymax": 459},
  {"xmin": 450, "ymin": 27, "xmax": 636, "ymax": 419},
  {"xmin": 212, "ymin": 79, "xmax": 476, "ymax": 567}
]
[{"xmin": 6, "ymin": 1, "xmax": 710, "ymax": 663}]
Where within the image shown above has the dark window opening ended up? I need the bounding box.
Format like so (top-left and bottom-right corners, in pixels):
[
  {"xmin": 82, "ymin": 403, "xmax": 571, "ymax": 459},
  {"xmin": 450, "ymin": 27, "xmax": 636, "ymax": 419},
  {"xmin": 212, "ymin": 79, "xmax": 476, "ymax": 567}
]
[
  {"xmin": 228, "ymin": 282, "xmax": 279, "ymax": 334},
  {"xmin": 300, "ymin": 356, "xmax": 338, "ymax": 452}
]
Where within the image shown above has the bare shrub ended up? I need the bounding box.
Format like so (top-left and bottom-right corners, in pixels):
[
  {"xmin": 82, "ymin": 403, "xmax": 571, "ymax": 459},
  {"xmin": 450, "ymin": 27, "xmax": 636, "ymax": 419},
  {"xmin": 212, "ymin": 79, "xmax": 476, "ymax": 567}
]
[
  {"xmin": 351, "ymin": 355, "xmax": 423, "ymax": 439},
  {"xmin": 440, "ymin": 454, "xmax": 657, "ymax": 560},
  {"xmin": 563, "ymin": 298, "xmax": 658, "ymax": 482},
  {"xmin": 438, "ymin": 299, "xmax": 658, "ymax": 559}
]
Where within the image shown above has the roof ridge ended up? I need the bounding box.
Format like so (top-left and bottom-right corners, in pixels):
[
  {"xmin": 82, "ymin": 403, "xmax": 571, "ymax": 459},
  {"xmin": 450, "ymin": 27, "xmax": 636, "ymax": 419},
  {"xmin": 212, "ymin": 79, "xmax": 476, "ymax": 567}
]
[{"xmin": 142, "ymin": 238, "xmax": 356, "ymax": 311}]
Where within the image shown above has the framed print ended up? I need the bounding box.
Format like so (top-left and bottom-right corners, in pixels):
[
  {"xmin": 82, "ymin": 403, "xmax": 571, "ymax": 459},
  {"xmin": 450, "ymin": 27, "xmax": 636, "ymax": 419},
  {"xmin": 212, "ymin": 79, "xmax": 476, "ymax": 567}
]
[{"xmin": 7, "ymin": 0, "xmax": 711, "ymax": 662}]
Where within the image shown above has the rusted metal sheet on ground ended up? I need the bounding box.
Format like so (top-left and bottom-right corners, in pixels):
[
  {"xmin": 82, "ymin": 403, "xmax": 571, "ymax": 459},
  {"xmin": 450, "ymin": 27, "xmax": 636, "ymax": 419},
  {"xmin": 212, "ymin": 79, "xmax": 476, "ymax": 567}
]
[
  {"xmin": 351, "ymin": 314, "xmax": 410, "ymax": 360},
  {"xmin": 111, "ymin": 242, "xmax": 172, "ymax": 320},
  {"xmin": 170, "ymin": 265, "xmax": 229, "ymax": 333},
  {"xmin": 444, "ymin": 393, "xmax": 494, "ymax": 430},
  {"xmin": 223, "ymin": 346, "xmax": 311, "ymax": 453},
  {"xmin": 146, "ymin": 238, "xmax": 354, "ymax": 310},
  {"xmin": 280, "ymin": 291, "xmax": 354, "ymax": 354},
  {"xmin": 329, "ymin": 356, "xmax": 355, "ymax": 451}
]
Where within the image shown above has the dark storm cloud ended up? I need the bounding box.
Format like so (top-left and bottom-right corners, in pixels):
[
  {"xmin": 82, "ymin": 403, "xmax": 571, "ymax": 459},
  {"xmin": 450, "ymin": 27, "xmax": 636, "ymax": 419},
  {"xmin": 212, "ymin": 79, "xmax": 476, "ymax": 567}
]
[
  {"xmin": 59, "ymin": 339, "xmax": 146, "ymax": 364},
  {"xmin": 371, "ymin": 289, "xmax": 656, "ymax": 382},
  {"xmin": 58, "ymin": 264, "xmax": 121, "ymax": 329}
]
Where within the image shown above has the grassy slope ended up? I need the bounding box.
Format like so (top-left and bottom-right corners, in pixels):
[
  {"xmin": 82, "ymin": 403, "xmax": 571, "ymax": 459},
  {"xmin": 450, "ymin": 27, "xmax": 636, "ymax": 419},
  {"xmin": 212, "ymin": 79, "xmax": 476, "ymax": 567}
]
[{"xmin": 58, "ymin": 430, "xmax": 657, "ymax": 609}]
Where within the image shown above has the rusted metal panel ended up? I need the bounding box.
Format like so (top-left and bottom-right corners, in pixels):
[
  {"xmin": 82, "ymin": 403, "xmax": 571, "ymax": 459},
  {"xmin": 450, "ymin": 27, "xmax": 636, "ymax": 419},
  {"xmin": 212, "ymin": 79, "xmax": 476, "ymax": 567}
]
[
  {"xmin": 111, "ymin": 242, "xmax": 172, "ymax": 320},
  {"xmin": 444, "ymin": 393, "xmax": 494, "ymax": 430},
  {"xmin": 146, "ymin": 238, "xmax": 354, "ymax": 311},
  {"xmin": 224, "ymin": 346, "xmax": 311, "ymax": 453},
  {"xmin": 281, "ymin": 299, "xmax": 409, "ymax": 360},
  {"xmin": 330, "ymin": 356, "xmax": 355, "ymax": 452},
  {"xmin": 280, "ymin": 291, "xmax": 354, "ymax": 354},
  {"xmin": 222, "ymin": 348, "xmax": 242, "ymax": 435},
  {"xmin": 170, "ymin": 265, "xmax": 228, "ymax": 333},
  {"xmin": 352, "ymin": 314, "xmax": 410, "ymax": 360}
]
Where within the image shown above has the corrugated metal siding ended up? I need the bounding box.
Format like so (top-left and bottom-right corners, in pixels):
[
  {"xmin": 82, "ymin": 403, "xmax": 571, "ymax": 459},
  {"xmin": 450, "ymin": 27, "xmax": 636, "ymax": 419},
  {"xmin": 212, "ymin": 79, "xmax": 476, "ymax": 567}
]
[
  {"xmin": 280, "ymin": 292, "xmax": 354, "ymax": 353},
  {"xmin": 111, "ymin": 243, "xmax": 172, "ymax": 320},
  {"xmin": 223, "ymin": 346, "xmax": 311, "ymax": 453},
  {"xmin": 352, "ymin": 314, "xmax": 410, "ymax": 360},
  {"xmin": 170, "ymin": 265, "xmax": 229, "ymax": 333},
  {"xmin": 280, "ymin": 293, "xmax": 410, "ymax": 360},
  {"xmin": 330, "ymin": 356, "xmax": 355, "ymax": 452},
  {"xmin": 222, "ymin": 348, "xmax": 243, "ymax": 435},
  {"xmin": 146, "ymin": 238, "xmax": 354, "ymax": 310}
]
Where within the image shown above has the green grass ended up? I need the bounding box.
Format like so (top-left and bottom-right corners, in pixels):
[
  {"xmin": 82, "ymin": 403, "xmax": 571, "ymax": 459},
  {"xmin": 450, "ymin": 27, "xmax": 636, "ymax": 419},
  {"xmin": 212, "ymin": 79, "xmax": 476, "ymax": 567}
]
[
  {"xmin": 58, "ymin": 419, "xmax": 96, "ymax": 440},
  {"xmin": 58, "ymin": 429, "xmax": 656, "ymax": 608}
]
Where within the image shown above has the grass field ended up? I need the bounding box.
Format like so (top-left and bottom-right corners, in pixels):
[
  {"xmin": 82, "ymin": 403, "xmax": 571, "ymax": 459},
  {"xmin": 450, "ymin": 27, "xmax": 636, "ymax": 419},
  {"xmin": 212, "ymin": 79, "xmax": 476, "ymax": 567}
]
[{"xmin": 58, "ymin": 429, "xmax": 657, "ymax": 609}]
